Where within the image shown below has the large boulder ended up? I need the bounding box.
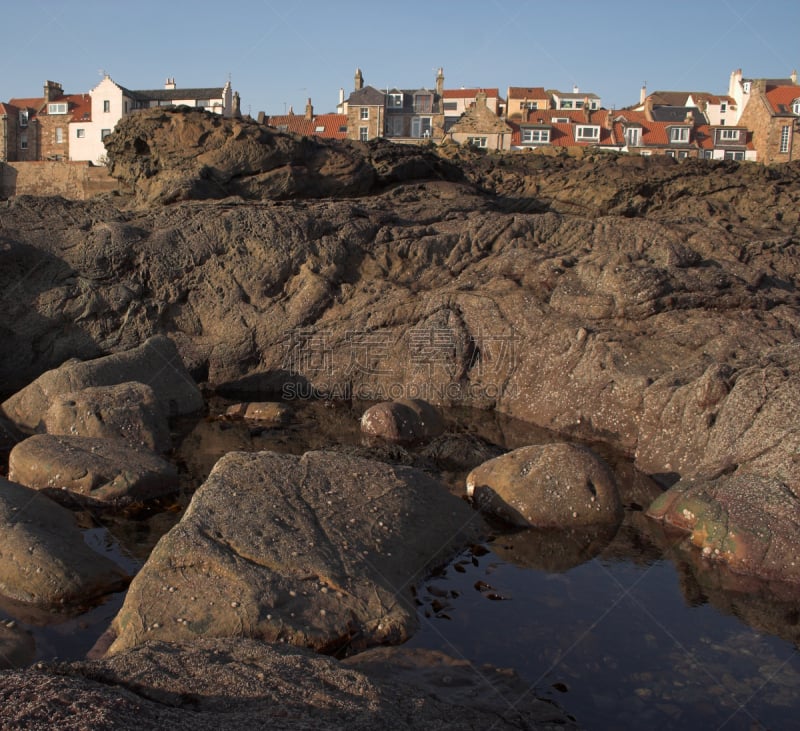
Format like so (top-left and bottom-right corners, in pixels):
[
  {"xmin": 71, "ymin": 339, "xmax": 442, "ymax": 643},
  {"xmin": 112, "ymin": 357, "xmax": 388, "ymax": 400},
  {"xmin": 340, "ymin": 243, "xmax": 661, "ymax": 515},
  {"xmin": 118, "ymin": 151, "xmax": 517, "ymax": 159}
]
[
  {"xmin": 360, "ymin": 399, "xmax": 445, "ymax": 443},
  {"xmin": 2, "ymin": 335, "xmax": 203, "ymax": 431},
  {"xmin": 41, "ymin": 381, "xmax": 171, "ymax": 453},
  {"xmin": 646, "ymin": 473, "xmax": 800, "ymax": 585},
  {"xmin": 108, "ymin": 450, "xmax": 482, "ymax": 655},
  {"xmin": 0, "ymin": 478, "xmax": 128, "ymax": 605},
  {"xmin": 0, "ymin": 639, "xmax": 577, "ymax": 730},
  {"xmin": 466, "ymin": 443, "xmax": 623, "ymax": 528},
  {"xmin": 8, "ymin": 435, "xmax": 179, "ymax": 507}
]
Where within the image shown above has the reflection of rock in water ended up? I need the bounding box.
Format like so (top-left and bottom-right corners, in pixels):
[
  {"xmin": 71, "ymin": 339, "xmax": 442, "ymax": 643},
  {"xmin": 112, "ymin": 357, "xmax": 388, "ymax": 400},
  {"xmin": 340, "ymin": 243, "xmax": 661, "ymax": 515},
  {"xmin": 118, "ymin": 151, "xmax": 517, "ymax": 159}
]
[
  {"xmin": 646, "ymin": 520, "xmax": 800, "ymax": 647},
  {"xmin": 490, "ymin": 523, "xmax": 620, "ymax": 573}
]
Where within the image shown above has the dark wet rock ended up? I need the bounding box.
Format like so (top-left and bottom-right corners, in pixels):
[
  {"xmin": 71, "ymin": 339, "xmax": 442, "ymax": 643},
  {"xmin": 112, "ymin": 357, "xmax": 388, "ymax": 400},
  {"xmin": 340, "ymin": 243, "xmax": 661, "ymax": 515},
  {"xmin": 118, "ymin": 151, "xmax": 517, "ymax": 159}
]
[
  {"xmin": 8, "ymin": 435, "xmax": 179, "ymax": 508},
  {"xmin": 224, "ymin": 401, "xmax": 291, "ymax": 425},
  {"xmin": 0, "ymin": 638, "xmax": 577, "ymax": 730},
  {"xmin": 41, "ymin": 382, "xmax": 171, "ymax": 453},
  {"xmin": 466, "ymin": 443, "xmax": 623, "ymax": 528},
  {"xmin": 0, "ymin": 619, "xmax": 35, "ymax": 669},
  {"xmin": 360, "ymin": 398, "xmax": 445, "ymax": 443},
  {"xmin": 107, "ymin": 450, "xmax": 483, "ymax": 655},
  {"xmin": 2, "ymin": 335, "xmax": 203, "ymax": 431},
  {"xmin": 0, "ymin": 478, "xmax": 128, "ymax": 605},
  {"xmin": 646, "ymin": 473, "xmax": 800, "ymax": 584},
  {"xmin": 420, "ymin": 432, "xmax": 504, "ymax": 472}
]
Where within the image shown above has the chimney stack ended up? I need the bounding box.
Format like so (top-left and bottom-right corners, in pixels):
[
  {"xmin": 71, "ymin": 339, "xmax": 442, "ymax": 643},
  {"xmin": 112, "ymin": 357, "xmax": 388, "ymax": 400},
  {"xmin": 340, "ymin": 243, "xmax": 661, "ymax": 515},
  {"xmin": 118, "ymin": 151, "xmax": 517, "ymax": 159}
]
[
  {"xmin": 640, "ymin": 83, "xmax": 647, "ymax": 106},
  {"xmin": 164, "ymin": 77, "xmax": 176, "ymax": 90},
  {"xmin": 354, "ymin": 68, "xmax": 364, "ymax": 91},
  {"xmin": 436, "ymin": 67, "xmax": 444, "ymax": 96},
  {"xmin": 792, "ymin": 69, "xmax": 798, "ymax": 85},
  {"xmin": 305, "ymin": 98, "xmax": 313, "ymax": 120},
  {"xmin": 43, "ymin": 80, "xmax": 63, "ymax": 102}
]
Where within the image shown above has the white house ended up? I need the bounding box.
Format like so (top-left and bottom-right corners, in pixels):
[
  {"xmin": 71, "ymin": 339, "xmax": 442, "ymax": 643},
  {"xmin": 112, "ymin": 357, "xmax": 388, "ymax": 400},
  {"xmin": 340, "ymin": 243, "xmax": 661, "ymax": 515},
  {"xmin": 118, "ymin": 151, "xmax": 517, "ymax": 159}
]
[{"xmin": 69, "ymin": 75, "xmax": 234, "ymax": 163}]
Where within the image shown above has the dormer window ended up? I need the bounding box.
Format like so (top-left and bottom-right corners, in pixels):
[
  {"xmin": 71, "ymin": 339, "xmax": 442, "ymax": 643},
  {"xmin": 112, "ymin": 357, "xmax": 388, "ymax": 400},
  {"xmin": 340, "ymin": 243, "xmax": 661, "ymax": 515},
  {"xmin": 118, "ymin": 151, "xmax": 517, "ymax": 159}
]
[
  {"xmin": 793, "ymin": 99, "xmax": 800, "ymax": 115},
  {"xmin": 521, "ymin": 127, "xmax": 550, "ymax": 144},
  {"xmin": 19, "ymin": 110, "xmax": 28, "ymax": 127},
  {"xmin": 575, "ymin": 125, "xmax": 600, "ymax": 141},
  {"xmin": 625, "ymin": 127, "xmax": 641, "ymax": 147},
  {"xmin": 414, "ymin": 94, "xmax": 433, "ymax": 114},
  {"xmin": 552, "ymin": 117, "xmax": 570, "ymax": 123},
  {"xmin": 670, "ymin": 126, "xmax": 690, "ymax": 143},
  {"xmin": 388, "ymin": 93, "xmax": 403, "ymax": 108},
  {"xmin": 47, "ymin": 102, "xmax": 68, "ymax": 115},
  {"xmin": 718, "ymin": 128, "xmax": 740, "ymax": 142}
]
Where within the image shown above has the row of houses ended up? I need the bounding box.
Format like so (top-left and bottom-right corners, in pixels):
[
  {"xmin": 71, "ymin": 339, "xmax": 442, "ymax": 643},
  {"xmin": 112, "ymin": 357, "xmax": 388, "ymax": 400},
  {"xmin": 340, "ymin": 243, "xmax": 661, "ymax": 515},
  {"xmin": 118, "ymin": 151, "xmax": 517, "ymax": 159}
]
[
  {"xmin": 0, "ymin": 75, "xmax": 237, "ymax": 165},
  {"xmin": 2, "ymin": 67, "xmax": 798, "ymax": 165}
]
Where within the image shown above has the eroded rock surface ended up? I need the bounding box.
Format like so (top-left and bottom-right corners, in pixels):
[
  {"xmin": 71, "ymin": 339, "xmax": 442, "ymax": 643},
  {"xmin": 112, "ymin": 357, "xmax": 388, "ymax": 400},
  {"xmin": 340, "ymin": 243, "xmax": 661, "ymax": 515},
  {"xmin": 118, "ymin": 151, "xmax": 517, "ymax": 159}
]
[
  {"xmin": 0, "ymin": 638, "xmax": 577, "ymax": 730},
  {"xmin": 109, "ymin": 450, "xmax": 483, "ymax": 655},
  {"xmin": 360, "ymin": 398, "xmax": 445, "ymax": 443}
]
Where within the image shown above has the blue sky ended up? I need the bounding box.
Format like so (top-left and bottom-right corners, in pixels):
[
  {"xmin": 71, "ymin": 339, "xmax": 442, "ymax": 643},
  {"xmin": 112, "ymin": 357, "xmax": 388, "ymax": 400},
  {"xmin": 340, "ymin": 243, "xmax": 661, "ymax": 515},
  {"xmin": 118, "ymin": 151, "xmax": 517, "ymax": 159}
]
[{"xmin": 3, "ymin": 0, "xmax": 798, "ymax": 116}]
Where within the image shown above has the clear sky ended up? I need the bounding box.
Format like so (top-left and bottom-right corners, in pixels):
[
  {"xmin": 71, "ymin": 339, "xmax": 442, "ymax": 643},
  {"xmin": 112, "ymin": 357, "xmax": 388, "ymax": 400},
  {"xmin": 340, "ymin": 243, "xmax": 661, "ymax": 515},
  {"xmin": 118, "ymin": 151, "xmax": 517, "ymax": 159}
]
[{"xmin": 3, "ymin": 0, "xmax": 798, "ymax": 116}]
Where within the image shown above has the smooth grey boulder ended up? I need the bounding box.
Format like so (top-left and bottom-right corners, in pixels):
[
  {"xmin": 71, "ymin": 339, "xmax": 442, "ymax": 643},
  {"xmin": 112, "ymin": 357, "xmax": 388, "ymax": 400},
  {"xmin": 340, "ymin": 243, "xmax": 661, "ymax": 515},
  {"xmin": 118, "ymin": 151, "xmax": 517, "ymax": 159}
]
[
  {"xmin": 0, "ymin": 638, "xmax": 577, "ymax": 730},
  {"xmin": 0, "ymin": 619, "xmax": 35, "ymax": 669},
  {"xmin": 466, "ymin": 443, "xmax": 623, "ymax": 528},
  {"xmin": 2, "ymin": 335, "xmax": 203, "ymax": 431},
  {"xmin": 41, "ymin": 381, "xmax": 171, "ymax": 453},
  {"xmin": 360, "ymin": 398, "xmax": 445, "ymax": 443},
  {"xmin": 0, "ymin": 478, "xmax": 128, "ymax": 605},
  {"xmin": 8, "ymin": 435, "xmax": 178, "ymax": 507},
  {"xmin": 108, "ymin": 450, "xmax": 482, "ymax": 655}
]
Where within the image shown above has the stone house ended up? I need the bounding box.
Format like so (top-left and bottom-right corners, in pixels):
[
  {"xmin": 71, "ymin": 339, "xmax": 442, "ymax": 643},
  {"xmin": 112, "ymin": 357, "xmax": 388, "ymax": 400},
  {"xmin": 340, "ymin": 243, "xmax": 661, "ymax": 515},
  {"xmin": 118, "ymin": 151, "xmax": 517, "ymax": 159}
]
[
  {"xmin": 446, "ymin": 92, "xmax": 513, "ymax": 150},
  {"xmin": 442, "ymin": 88, "xmax": 503, "ymax": 131},
  {"xmin": 344, "ymin": 68, "xmax": 445, "ymax": 144},
  {"xmin": 1, "ymin": 81, "xmax": 90, "ymax": 162},
  {"xmin": 736, "ymin": 77, "xmax": 800, "ymax": 164}
]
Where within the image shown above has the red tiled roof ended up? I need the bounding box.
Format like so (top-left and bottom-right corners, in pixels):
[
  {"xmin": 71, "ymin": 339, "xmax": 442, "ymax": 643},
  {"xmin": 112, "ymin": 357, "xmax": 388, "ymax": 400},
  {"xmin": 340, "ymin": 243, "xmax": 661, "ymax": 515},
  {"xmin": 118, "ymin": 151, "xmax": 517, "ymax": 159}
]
[
  {"xmin": 8, "ymin": 97, "xmax": 44, "ymax": 113},
  {"xmin": 507, "ymin": 87, "xmax": 548, "ymax": 99},
  {"xmin": 7, "ymin": 92, "xmax": 92, "ymax": 123},
  {"xmin": 442, "ymin": 88, "xmax": 500, "ymax": 99},
  {"xmin": 765, "ymin": 85, "xmax": 800, "ymax": 114},
  {"xmin": 266, "ymin": 113, "xmax": 348, "ymax": 139}
]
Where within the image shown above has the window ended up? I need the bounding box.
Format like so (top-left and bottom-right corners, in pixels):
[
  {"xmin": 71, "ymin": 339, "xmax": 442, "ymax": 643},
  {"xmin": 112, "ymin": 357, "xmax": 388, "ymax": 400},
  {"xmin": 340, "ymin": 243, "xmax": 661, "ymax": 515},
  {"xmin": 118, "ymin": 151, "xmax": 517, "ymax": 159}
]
[
  {"xmin": 103, "ymin": 100, "xmax": 110, "ymax": 113},
  {"xmin": 665, "ymin": 150, "xmax": 676, "ymax": 157},
  {"xmin": 411, "ymin": 117, "xmax": 432, "ymax": 138},
  {"xmin": 520, "ymin": 100, "xmax": 538, "ymax": 110},
  {"xmin": 670, "ymin": 127, "xmax": 690, "ymax": 143},
  {"xmin": 359, "ymin": 126, "xmax": 369, "ymax": 142},
  {"xmin": 780, "ymin": 125, "xmax": 791, "ymax": 153},
  {"xmin": 521, "ymin": 128, "xmax": 550, "ymax": 144},
  {"xmin": 443, "ymin": 101, "xmax": 457, "ymax": 111},
  {"xmin": 48, "ymin": 102, "xmax": 68, "ymax": 115},
  {"xmin": 55, "ymin": 127, "xmax": 64, "ymax": 144},
  {"xmin": 467, "ymin": 136, "xmax": 487, "ymax": 148},
  {"xmin": 575, "ymin": 125, "xmax": 600, "ymax": 141},
  {"xmin": 338, "ymin": 125, "xmax": 347, "ymax": 133},
  {"xmin": 101, "ymin": 128, "xmax": 111, "ymax": 140},
  {"xmin": 560, "ymin": 100, "xmax": 574, "ymax": 109},
  {"xmin": 552, "ymin": 117, "xmax": 569, "ymax": 123},
  {"xmin": 414, "ymin": 94, "xmax": 433, "ymax": 113},
  {"xmin": 718, "ymin": 128, "xmax": 739, "ymax": 141},
  {"xmin": 701, "ymin": 150, "xmax": 714, "ymax": 159},
  {"xmin": 20, "ymin": 135, "xmax": 28, "ymax": 149},
  {"xmin": 19, "ymin": 110, "xmax": 28, "ymax": 127},
  {"xmin": 793, "ymin": 99, "xmax": 800, "ymax": 115},
  {"xmin": 724, "ymin": 151, "xmax": 745, "ymax": 160},
  {"xmin": 720, "ymin": 102, "xmax": 727, "ymax": 113},
  {"xmin": 360, "ymin": 107, "xmax": 369, "ymax": 120},
  {"xmin": 625, "ymin": 127, "xmax": 641, "ymax": 147},
  {"xmin": 677, "ymin": 150, "xmax": 689, "ymax": 159},
  {"xmin": 387, "ymin": 116, "xmax": 404, "ymax": 137},
  {"xmin": 388, "ymin": 93, "xmax": 404, "ymax": 108},
  {"xmin": 196, "ymin": 100, "xmax": 210, "ymax": 109},
  {"xmin": 76, "ymin": 128, "xmax": 85, "ymax": 138}
]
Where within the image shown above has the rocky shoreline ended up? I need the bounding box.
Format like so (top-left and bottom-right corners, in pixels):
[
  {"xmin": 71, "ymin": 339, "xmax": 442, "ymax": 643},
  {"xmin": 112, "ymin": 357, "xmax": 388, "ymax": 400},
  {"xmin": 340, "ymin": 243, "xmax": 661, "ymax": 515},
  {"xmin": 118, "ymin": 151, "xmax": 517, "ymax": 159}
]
[{"xmin": 2, "ymin": 107, "xmax": 800, "ymax": 727}]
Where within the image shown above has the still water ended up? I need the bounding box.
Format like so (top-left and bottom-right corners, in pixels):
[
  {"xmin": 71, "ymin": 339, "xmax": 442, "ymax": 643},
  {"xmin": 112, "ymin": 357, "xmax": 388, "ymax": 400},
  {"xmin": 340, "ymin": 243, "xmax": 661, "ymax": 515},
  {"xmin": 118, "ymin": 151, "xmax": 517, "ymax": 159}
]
[{"xmin": 2, "ymin": 397, "xmax": 798, "ymax": 730}]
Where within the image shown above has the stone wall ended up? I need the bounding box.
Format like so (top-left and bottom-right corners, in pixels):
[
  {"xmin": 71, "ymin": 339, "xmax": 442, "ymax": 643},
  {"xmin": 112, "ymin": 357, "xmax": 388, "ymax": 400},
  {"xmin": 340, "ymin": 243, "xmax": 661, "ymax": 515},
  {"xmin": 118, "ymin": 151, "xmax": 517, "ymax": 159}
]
[{"xmin": 0, "ymin": 160, "xmax": 123, "ymax": 199}]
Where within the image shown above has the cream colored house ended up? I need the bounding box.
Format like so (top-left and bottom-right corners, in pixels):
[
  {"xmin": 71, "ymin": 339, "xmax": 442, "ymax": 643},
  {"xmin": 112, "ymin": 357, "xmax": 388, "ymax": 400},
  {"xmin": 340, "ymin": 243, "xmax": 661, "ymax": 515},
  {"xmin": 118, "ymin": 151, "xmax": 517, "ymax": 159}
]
[{"xmin": 69, "ymin": 75, "xmax": 234, "ymax": 163}]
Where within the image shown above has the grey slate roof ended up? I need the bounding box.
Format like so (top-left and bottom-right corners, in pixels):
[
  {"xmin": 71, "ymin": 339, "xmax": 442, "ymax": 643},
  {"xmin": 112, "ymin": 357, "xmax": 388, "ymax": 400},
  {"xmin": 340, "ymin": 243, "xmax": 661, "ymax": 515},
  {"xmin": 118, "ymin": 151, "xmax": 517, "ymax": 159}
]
[
  {"xmin": 128, "ymin": 87, "xmax": 225, "ymax": 102},
  {"xmin": 650, "ymin": 105, "xmax": 707, "ymax": 123},
  {"xmin": 347, "ymin": 86, "xmax": 386, "ymax": 106}
]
